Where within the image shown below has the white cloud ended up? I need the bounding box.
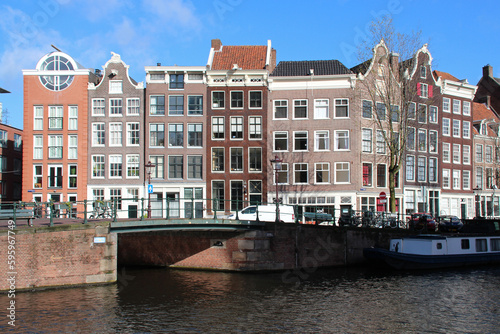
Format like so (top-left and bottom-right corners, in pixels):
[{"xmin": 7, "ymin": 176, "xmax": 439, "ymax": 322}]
[{"xmin": 143, "ymin": 0, "xmax": 202, "ymax": 34}]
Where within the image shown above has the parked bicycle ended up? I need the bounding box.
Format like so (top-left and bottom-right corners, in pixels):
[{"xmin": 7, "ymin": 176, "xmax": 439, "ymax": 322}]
[{"xmin": 89, "ymin": 200, "xmax": 114, "ymax": 219}]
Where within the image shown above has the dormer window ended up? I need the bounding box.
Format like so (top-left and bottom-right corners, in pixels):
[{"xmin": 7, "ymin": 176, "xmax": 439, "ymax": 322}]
[{"xmin": 420, "ymin": 66, "xmax": 426, "ymax": 79}]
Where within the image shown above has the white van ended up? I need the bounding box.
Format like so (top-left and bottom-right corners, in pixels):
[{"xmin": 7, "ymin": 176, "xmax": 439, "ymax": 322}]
[{"xmin": 228, "ymin": 204, "xmax": 295, "ymax": 223}]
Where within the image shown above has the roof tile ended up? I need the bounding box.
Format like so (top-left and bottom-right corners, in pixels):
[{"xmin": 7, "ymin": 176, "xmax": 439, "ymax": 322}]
[
  {"xmin": 212, "ymin": 45, "xmax": 267, "ymax": 70},
  {"xmin": 271, "ymin": 60, "xmax": 352, "ymax": 76}
]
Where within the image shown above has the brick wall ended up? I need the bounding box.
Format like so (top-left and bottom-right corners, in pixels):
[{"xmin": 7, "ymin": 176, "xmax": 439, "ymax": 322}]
[{"xmin": 0, "ymin": 224, "xmax": 116, "ymax": 291}]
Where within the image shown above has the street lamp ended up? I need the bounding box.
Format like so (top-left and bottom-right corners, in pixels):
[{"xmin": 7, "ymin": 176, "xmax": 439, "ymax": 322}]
[
  {"xmin": 145, "ymin": 160, "xmax": 155, "ymax": 218},
  {"xmin": 270, "ymin": 155, "xmax": 283, "ymax": 223},
  {"xmin": 473, "ymin": 186, "xmax": 481, "ymax": 219}
]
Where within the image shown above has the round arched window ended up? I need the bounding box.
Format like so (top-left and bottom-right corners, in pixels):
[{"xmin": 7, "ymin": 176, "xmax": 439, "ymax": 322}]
[{"xmin": 39, "ymin": 54, "xmax": 75, "ymax": 91}]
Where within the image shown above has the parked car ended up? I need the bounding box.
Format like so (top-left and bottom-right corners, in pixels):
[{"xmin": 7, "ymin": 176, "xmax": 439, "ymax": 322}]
[
  {"xmin": 228, "ymin": 204, "xmax": 295, "ymax": 223},
  {"xmin": 408, "ymin": 213, "xmax": 436, "ymax": 231},
  {"xmin": 436, "ymin": 215, "xmax": 463, "ymax": 232}
]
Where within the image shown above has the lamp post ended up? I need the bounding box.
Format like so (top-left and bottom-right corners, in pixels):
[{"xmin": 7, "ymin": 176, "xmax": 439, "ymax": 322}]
[
  {"xmin": 270, "ymin": 155, "xmax": 283, "ymax": 223},
  {"xmin": 473, "ymin": 186, "xmax": 481, "ymax": 219},
  {"xmin": 145, "ymin": 160, "xmax": 155, "ymax": 218}
]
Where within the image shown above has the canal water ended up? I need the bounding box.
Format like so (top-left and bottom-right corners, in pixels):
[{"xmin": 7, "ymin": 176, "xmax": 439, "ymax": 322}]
[{"xmin": 2, "ymin": 266, "xmax": 500, "ymax": 333}]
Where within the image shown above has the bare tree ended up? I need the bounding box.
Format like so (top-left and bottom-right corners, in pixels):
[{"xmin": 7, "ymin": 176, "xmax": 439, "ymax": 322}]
[{"xmin": 353, "ymin": 16, "xmax": 426, "ymax": 212}]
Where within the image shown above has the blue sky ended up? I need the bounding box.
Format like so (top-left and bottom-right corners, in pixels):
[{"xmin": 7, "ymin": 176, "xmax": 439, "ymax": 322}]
[{"xmin": 0, "ymin": 0, "xmax": 499, "ymax": 130}]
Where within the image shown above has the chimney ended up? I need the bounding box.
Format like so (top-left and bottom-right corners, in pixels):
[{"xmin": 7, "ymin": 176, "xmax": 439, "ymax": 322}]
[
  {"xmin": 483, "ymin": 64, "xmax": 493, "ymax": 78},
  {"xmin": 389, "ymin": 52, "xmax": 399, "ymax": 73},
  {"xmin": 211, "ymin": 39, "xmax": 222, "ymax": 51}
]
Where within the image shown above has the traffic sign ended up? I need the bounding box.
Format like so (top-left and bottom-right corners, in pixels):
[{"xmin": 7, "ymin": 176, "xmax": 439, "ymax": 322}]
[
  {"xmin": 379, "ymin": 191, "xmax": 387, "ymax": 199},
  {"xmin": 148, "ymin": 184, "xmax": 153, "ymax": 194}
]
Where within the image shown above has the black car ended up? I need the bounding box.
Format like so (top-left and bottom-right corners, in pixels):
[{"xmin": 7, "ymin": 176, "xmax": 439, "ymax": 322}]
[{"xmin": 437, "ymin": 215, "xmax": 463, "ymax": 232}]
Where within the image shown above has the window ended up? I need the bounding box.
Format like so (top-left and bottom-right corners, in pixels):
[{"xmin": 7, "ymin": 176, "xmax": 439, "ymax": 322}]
[
  {"xmin": 109, "ymin": 98, "xmax": 122, "ymax": 116},
  {"xmin": 109, "ymin": 155, "xmax": 122, "ymax": 178},
  {"xmin": 418, "ymin": 129, "xmax": 427, "ymax": 152},
  {"xmin": 335, "ymin": 99, "xmax": 349, "ymax": 118},
  {"xmin": 453, "ymin": 99, "xmax": 461, "ymax": 114},
  {"xmin": 486, "ymin": 168, "xmax": 494, "ymax": 188},
  {"xmin": 362, "ymin": 100, "xmax": 372, "ymax": 118},
  {"xmin": 249, "ymin": 148, "xmax": 262, "ymax": 172},
  {"xmin": 420, "ymin": 66, "xmax": 426, "ymax": 78},
  {"xmin": 149, "ymin": 155, "xmax": 164, "ymax": 179},
  {"xmin": 429, "ymin": 106, "xmax": 438, "ymax": 123},
  {"xmin": 188, "ymin": 96, "xmax": 203, "ymax": 115},
  {"xmin": 453, "ymin": 170, "xmax": 461, "ymax": 189},
  {"xmin": 14, "ymin": 134, "xmax": 21, "ymax": 151},
  {"xmin": 274, "ymin": 100, "xmax": 288, "ymax": 118},
  {"xmin": 335, "ymin": 162, "xmax": 350, "ymax": 183},
  {"xmin": 376, "ymin": 130, "xmax": 386, "ymax": 154},
  {"xmin": 362, "ymin": 129, "xmax": 372, "ymax": 153},
  {"xmin": 453, "ymin": 144, "xmax": 461, "ymax": 164},
  {"xmin": 429, "ymin": 158, "xmax": 437, "ymax": 183},
  {"xmin": 168, "ymin": 156, "xmax": 183, "ymax": 179},
  {"xmin": 230, "ymin": 147, "xmax": 243, "ymax": 172},
  {"xmin": 443, "ymin": 143, "xmax": 450, "ymax": 163},
  {"xmin": 249, "ymin": 116, "xmax": 262, "ymax": 139},
  {"xmin": 188, "ymin": 73, "xmax": 203, "ymax": 81},
  {"xmin": 442, "ymin": 118, "xmax": 450, "ymax": 136},
  {"xmin": 109, "ymin": 123, "xmax": 122, "ymax": 146},
  {"xmin": 391, "ymin": 105, "xmax": 399, "ymax": 122},
  {"xmin": 363, "ymin": 163, "xmax": 373, "ymax": 187},
  {"xmin": 417, "ymin": 157, "xmax": 426, "ymax": 182},
  {"xmin": 68, "ymin": 135, "xmax": 77, "ymax": 159},
  {"xmin": 443, "ymin": 169, "xmax": 450, "ymax": 189},
  {"xmin": 212, "ymin": 181, "xmax": 225, "ymax": 211},
  {"xmin": 274, "ymin": 132, "xmax": 288, "ymax": 151},
  {"xmin": 443, "ymin": 97, "xmax": 450, "ymax": 113},
  {"xmin": 406, "ymin": 155, "xmax": 415, "ymax": 181},
  {"xmin": 150, "ymin": 123, "xmax": 165, "ymax": 147},
  {"xmin": 335, "ymin": 130, "xmax": 349, "ymax": 151},
  {"xmin": 33, "ymin": 135, "xmax": 43, "ymax": 159},
  {"xmin": 109, "ymin": 189, "xmax": 122, "ymax": 210},
  {"xmin": 463, "ymin": 101, "xmax": 471, "ymax": 116},
  {"xmin": 314, "ymin": 99, "xmax": 329, "ymax": 119},
  {"xmin": 109, "ymin": 80, "xmax": 122, "ymax": 94},
  {"xmin": 294, "ymin": 163, "xmax": 308, "ymax": 184},
  {"xmin": 230, "ymin": 116, "xmax": 243, "ymax": 139},
  {"xmin": 463, "ymin": 170, "xmax": 470, "ymax": 189},
  {"xmin": 212, "ymin": 91, "xmax": 224, "ymax": 108},
  {"xmin": 463, "ymin": 145, "xmax": 471, "ymax": 165},
  {"xmin": 34, "ymin": 165, "xmax": 43, "ymax": 188},
  {"xmin": 377, "ymin": 164, "xmax": 386, "ymax": 187},
  {"xmin": 486, "ymin": 145, "xmax": 493, "ymax": 163},
  {"xmin": 315, "ymin": 163, "xmax": 330, "ymax": 184},
  {"xmin": 34, "ymin": 106, "xmax": 44, "ymax": 130},
  {"xmin": 408, "ymin": 102, "xmax": 416, "ymax": 119},
  {"xmin": 376, "ymin": 102, "xmax": 386, "ymax": 120},
  {"xmin": 453, "ymin": 120, "xmax": 461, "ymax": 137},
  {"xmin": 188, "ymin": 124, "xmax": 202, "ymax": 147},
  {"xmin": 92, "ymin": 155, "xmax": 105, "ymax": 178},
  {"xmin": 476, "ymin": 144, "xmax": 483, "ymax": 162},
  {"xmin": 48, "ymin": 106, "xmax": 63, "ymax": 129},
  {"xmin": 249, "ymin": 91, "xmax": 262, "ymax": 108},
  {"xmin": 231, "ymin": 181, "xmax": 243, "ymax": 211},
  {"xmin": 212, "ymin": 148, "xmax": 224, "ymax": 171},
  {"xmin": 419, "ymin": 83, "xmax": 428, "ymax": 98},
  {"xmin": 127, "ymin": 155, "xmax": 140, "ymax": 178},
  {"xmin": 127, "ymin": 98, "xmax": 140, "ymax": 115},
  {"xmin": 0, "ymin": 131, "xmax": 6, "ymax": 148},
  {"xmin": 476, "ymin": 239, "xmax": 488, "ymax": 252},
  {"xmin": 276, "ymin": 163, "xmax": 289, "ymax": 184},
  {"xmin": 48, "ymin": 166, "xmax": 62, "ymax": 188},
  {"xmin": 249, "ymin": 180, "xmax": 262, "ymax": 204},
  {"xmin": 187, "ymin": 156, "xmax": 202, "ymax": 179},
  {"xmin": 463, "ymin": 121, "xmax": 470, "ymax": 138},
  {"xmin": 418, "ymin": 104, "xmax": 427, "ymax": 123},
  {"xmin": 169, "ymin": 74, "xmax": 184, "ymax": 89},
  {"xmin": 231, "ymin": 91, "xmax": 243, "ymax": 108},
  {"xmin": 168, "ymin": 95, "xmax": 183, "ymax": 115},
  {"xmin": 212, "ymin": 117, "xmax": 224, "ymax": 139},
  {"xmin": 127, "ymin": 123, "xmax": 140, "ymax": 146},
  {"xmin": 294, "ymin": 100, "xmax": 308, "ymax": 119},
  {"xmin": 429, "ymin": 130, "xmax": 437, "ymax": 153},
  {"xmin": 48, "ymin": 135, "xmax": 63, "ymax": 159},
  {"xmin": 92, "ymin": 99, "xmax": 105, "ymax": 116},
  {"xmin": 476, "ymin": 167, "xmax": 484, "ymax": 189},
  {"xmin": 168, "ymin": 124, "xmax": 184, "ymax": 147},
  {"xmin": 68, "ymin": 106, "xmax": 78, "ymax": 130},
  {"xmin": 294, "ymin": 131, "xmax": 308, "ymax": 151},
  {"xmin": 315, "ymin": 131, "xmax": 330, "ymax": 151}
]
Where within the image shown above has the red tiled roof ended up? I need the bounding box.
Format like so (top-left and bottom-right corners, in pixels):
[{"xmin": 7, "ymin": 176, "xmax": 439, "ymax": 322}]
[
  {"xmin": 212, "ymin": 45, "xmax": 267, "ymax": 70},
  {"xmin": 433, "ymin": 70, "xmax": 460, "ymax": 82},
  {"xmin": 473, "ymin": 102, "xmax": 499, "ymax": 122}
]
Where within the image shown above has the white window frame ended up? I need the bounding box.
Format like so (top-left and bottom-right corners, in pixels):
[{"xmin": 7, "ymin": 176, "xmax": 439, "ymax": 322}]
[
  {"xmin": 34, "ymin": 106, "xmax": 44, "ymax": 130},
  {"xmin": 453, "ymin": 99, "xmax": 461, "ymax": 114},
  {"xmin": 443, "ymin": 143, "xmax": 451, "ymax": 163},
  {"xmin": 443, "ymin": 97, "xmax": 450, "ymax": 113},
  {"xmin": 452, "ymin": 119, "xmax": 461, "ymax": 138},
  {"xmin": 109, "ymin": 80, "xmax": 123, "ymax": 94},
  {"xmin": 293, "ymin": 99, "xmax": 308, "ymax": 119},
  {"xmin": 314, "ymin": 99, "xmax": 329, "ymax": 119},
  {"xmin": 92, "ymin": 98, "xmax": 105, "ymax": 116},
  {"xmin": 274, "ymin": 131, "xmax": 288, "ymax": 152},
  {"xmin": 334, "ymin": 130, "xmax": 350, "ymax": 151},
  {"xmin": 127, "ymin": 98, "xmax": 140, "ymax": 115},
  {"xmin": 442, "ymin": 118, "xmax": 450, "ymax": 136},
  {"xmin": 334, "ymin": 98, "xmax": 349, "ymax": 118},
  {"xmin": 315, "ymin": 162, "xmax": 330, "ymax": 184},
  {"xmin": 463, "ymin": 145, "xmax": 471, "ymax": 165},
  {"xmin": 335, "ymin": 162, "xmax": 350, "ymax": 184},
  {"xmin": 68, "ymin": 135, "xmax": 77, "ymax": 160},
  {"xmin": 274, "ymin": 100, "xmax": 288, "ymax": 119},
  {"xmin": 68, "ymin": 106, "xmax": 78, "ymax": 130},
  {"xmin": 109, "ymin": 122, "xmax": 123, "ymax": 147},
  {"xmin": 314, "ymin": 130, "xmax": 330, "ymax": 151}
]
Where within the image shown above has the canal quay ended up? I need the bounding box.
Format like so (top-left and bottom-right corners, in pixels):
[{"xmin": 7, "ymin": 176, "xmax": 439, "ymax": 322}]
[{"xmin": 0, "ymin": 216, "xmax": 408, "ymax": 292}]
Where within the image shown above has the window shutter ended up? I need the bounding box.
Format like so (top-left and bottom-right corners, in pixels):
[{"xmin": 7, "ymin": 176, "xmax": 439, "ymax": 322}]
[
  {"xmin": 417, "ymin": 83, "xmax": 421, "ymax": 96},
  {"xmin": 429, "ymin": 85, "xmax": 433, "ymax": 98}
]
